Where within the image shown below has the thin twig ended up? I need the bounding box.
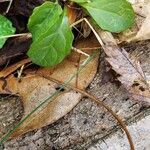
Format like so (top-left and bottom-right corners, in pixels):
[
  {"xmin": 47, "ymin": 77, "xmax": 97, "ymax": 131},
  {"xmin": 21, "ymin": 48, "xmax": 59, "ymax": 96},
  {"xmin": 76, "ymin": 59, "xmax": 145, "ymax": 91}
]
[
  {"xmin": 0, "ymin": 33, "xmax": 31, "ymax": 39},
  {"xmin": 0, "ymin": 16, "xmax": 134, "ymax": 149},
  {"xmin": 70, "ymin": 18, "xmax": 104, "ymax": 47},
  {"xmin": 6, "ymin": 0, "xmax": 13, "ymax": 13},
  {"xmin": 72, "ymin": 47, "xmax": 90, "ymax": 57},
  {"xmin": 0, "ymin": 0, "xmax": 9, "ymax": 2},
  {"xmin": 72, "ymin": 25, "xmax": 86, "ymax": 38},
  {"xmin": 81, "ymin": 47, "xmax": 101, "ymax": 50},
  {"xmin": 40, "ymin": 75, "xmax": 135, "ymax": 150},
  {"xmin": 17, "ymin": 65, "xmax": 24, "ymax": 79}
]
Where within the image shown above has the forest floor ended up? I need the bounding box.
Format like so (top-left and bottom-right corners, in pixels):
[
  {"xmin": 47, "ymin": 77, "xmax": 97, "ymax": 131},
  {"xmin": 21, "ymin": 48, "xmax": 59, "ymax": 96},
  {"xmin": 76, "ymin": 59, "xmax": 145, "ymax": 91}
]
[
  {"xmin": 2, "ymin": 40, "xmax": 150, "ymax": 150},
  {"xmin": 0, "ymin": 1, "xmax": 150, "ymax": 150}
]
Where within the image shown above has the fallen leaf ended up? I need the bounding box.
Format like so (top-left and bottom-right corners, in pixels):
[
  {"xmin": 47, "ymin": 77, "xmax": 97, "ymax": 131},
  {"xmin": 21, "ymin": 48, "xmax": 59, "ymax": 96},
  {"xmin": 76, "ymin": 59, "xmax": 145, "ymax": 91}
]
[
  {"xmin": 0, "ymin": 36, "xmax": 31, "ymax": 66},
  {"xmin": 134, "ymin": 13, "xmax": 150, "ymax": 40},
  {"xmin": 0, "ymin": 58, "xmax": 31, "ymax": 78},
  {"xmin": 131, "ymin": 1, "xmax": 150, "ymax": 41},
  {"xmin": 66, "ymin": 4, "xmax": 79, "ymax": 25},
  {"xmin": 130, "ymin": 0, "xmax": 147, "ymax": 17},
  {"xmin": 0, "ymin": 35, "xmax": 100, "ymax": 138},
  {"xmin": 118, "ymin": 1, "xmax": 150, "ymax": 42},
  {"xmin": 98, "ymin": 31, "xmax": 150, "ymax": 104}
]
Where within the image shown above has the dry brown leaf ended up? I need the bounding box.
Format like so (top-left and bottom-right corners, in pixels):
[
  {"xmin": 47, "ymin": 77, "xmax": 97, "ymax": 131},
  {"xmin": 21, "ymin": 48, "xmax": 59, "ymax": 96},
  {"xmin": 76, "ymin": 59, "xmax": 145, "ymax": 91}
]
[
  {"xmin": 0, "ymin": 58, "xmax": 31, "ymax": 78},
  {"xmin": 134, "ymin": 14, "xmax": 150, "ymax": 40},
  {"xmin": 0, "ymin": 35, "xmax": 99, "ymax": 138},
  {"xmin": 130, "ymin": 1, "xmax": 150, "ymax": 41},
  {"xmin": 66, "ymin": 4, "xmax": 79, "ymax": 25},
  {"xmin": 114, "ymin": 0, "xmax": 144, "ymax": 43},
  {"xmin": 117, "ymin": 1, "xmax": 150, "ymax": 42},
  {"xmin": 130, "ymin": 0, "xmax": 147, "ymax": 17},
  {"xmin": 0, "ymin": 36, "xmax": 31, "ymax": 66},
  {"xmin": 99, "ymin": 31, "xmax": 150, "ymax": 104}
]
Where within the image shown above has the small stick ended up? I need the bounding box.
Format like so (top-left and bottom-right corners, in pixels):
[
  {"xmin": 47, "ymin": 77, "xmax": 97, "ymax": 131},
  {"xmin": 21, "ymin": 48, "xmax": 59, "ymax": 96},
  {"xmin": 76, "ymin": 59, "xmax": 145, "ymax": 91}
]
[
  {"xmin": 0, "ymin": 58, "xmax": 31, "ymax": 78},
  {"xmin": 70, "ymin": 18, "xmax": 104, "ymax": 47},
  {"xmin": 6, "ymin": 0, "xmax": 13, "ymax": 13},
  {"xmin": 0, "ymin": 0, "xmax": 10, "ymax": 2},
  {"xmin": 17, "ymin": 65, "xmax": 24, "ymax": 79},
  {"xmin": 0, "ymin": 33, "xmax": 32, "ymax": 39},
  {"xmin": 81, "ymin": 47, "xmax": 101, "ymax": 50},
  {"xmin": 39, "ymin": 75, "xmax": 135, "ymax": 150},
  {"xmin": 72, "ymin": 26, "xmax": 86, "ymax": 38},
  {"xmin": 72, "ymin": 47, "xmax": 90, "ymax": 57}
]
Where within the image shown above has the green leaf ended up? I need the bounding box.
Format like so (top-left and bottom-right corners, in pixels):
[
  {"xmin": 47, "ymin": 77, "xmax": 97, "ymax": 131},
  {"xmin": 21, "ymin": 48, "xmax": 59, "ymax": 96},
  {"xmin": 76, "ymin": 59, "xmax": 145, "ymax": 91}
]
[
  {"xmin": 0, "ymin": 15, "xmax": 16, "ymax": 49},
  {"xmin": 27, "ymin": 10, "xmax": 74, "ymax": 67},
  {"xmin": 71, "ymin": 0, "xmax": 135, "ymax": 33},
  {"xmin": 70, "ymin": 0, "xmax": 89, "ymax": 3},
  {"xmin": 28, "ymin": 2, "xmax": 63, "ymax": 41}
]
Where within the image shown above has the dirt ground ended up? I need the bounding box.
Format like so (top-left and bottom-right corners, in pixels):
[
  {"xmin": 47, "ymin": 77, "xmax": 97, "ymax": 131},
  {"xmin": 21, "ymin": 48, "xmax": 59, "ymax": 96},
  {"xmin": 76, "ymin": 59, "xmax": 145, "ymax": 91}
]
[{"xmin": 1, "ymin": 40, "xmax": 150, "ymax": 150}]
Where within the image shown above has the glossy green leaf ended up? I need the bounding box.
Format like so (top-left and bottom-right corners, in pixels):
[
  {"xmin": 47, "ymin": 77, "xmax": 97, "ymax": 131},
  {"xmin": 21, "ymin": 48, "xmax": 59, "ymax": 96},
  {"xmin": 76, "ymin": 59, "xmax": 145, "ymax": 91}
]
[
  {"xmin": 71, "ymin": 0, "xmax": 135, "ymax": 33},
  {"xmin": 28, "ymin": 2, "xmax": 63, "ymax": 41},
  {"xmin": 27, "ymin": 11, "xmax": 74, "ymax": 67},
  {"xmin": 0, "ymin": 15, "xmax": 16, "ymax": 49}
]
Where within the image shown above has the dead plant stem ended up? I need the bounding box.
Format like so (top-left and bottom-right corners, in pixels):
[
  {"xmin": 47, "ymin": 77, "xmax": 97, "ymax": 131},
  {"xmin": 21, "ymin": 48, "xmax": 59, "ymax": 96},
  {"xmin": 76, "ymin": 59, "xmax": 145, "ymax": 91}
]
[{"xmin": 40, "ymin": 75, "xmax": 135, "ymax": 150}]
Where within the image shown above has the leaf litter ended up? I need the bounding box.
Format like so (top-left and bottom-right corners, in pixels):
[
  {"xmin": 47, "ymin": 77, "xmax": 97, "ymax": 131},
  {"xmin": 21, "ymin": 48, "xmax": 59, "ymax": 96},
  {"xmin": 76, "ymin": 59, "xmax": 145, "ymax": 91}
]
[
  {"xmin": 117, "ymin": 0, "xmax": 150, "ymax": 42},
  {"xmin": 0, "ymin": 35, "xmax": 135, "ymax": 149},
  {"xmin": 96, "ymin": 30, "xmax": 150, "ymax": 104},
  {"xmin": 0, "ymin": 0, "xmax": 150, "ymax": 149},
  {"xmin": 0, "ymin": 36, "xmax": 100, "ymax": 139}
]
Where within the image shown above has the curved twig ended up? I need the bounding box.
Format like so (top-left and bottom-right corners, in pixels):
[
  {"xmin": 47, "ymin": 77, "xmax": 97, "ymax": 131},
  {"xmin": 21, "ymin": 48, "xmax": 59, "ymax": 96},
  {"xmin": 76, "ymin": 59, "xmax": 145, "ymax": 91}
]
[{"xmin": 40, "ymin": 75, "xmax": 135, "ymax": 150}]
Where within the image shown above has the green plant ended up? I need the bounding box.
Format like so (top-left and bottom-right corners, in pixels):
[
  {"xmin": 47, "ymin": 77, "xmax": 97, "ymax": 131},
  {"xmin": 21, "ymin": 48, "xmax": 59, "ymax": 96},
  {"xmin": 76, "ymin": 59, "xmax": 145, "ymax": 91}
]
[
  {"xmin": 0, "ymin": 1, "xmax": 136, "ymax": 147},
  {"xmin": 0, "ymin": 0, "xmax": 135, "ymax": 67},
  {"xmin": 0, "ymin": 15, "xmax": 15, "ymax": 48}
]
